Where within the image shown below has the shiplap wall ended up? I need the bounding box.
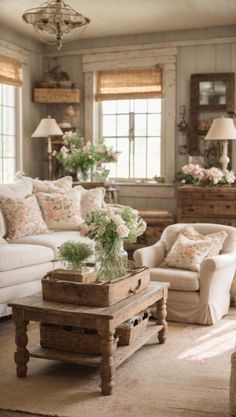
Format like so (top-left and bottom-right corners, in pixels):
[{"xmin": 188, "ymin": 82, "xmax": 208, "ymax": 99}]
[
  {"xmin": 0, "ymin": 25, "xmax": 44, "ymax": 178},
  {"xmin": 42, "ymin": 26, "xmax": 236, "ymax": 218}
]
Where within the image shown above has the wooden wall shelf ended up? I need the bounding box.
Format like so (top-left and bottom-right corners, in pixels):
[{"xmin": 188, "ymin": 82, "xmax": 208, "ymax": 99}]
[{"xmin": 34, "ymin": 88, "xmax": 80, "ymax": 103}]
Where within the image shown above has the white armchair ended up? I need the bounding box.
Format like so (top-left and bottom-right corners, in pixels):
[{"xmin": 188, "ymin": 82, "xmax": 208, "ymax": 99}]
[{"xmin": 133, "ymin": 223, "xmax": 236, "ymax": 325}]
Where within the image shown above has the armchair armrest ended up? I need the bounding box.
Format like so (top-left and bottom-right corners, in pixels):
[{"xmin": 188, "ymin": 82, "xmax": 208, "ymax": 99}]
[
  {"xmin": 199, "ymin": 253, "xmax": 236, "ymax": 303},
  {"xmin": 133, "ymin": 241, "xmax": 166, "ymax": 268}
]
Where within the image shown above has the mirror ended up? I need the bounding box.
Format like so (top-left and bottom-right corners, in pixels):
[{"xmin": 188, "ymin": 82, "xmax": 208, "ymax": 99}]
[{"xmin": 199, "ymin": 81, "xmax": 227, "ymax": 106}]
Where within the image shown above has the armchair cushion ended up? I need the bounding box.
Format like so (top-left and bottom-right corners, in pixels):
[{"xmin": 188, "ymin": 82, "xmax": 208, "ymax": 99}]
[
  {"xmin": 150, "ymin": 267, "xmax": 199, "ymax": 291},
  {"xmin": 165, "ymin": 234, "xmax": 214, "ymax": 272}
]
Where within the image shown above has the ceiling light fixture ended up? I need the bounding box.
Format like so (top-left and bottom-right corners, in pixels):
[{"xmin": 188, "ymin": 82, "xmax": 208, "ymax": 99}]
[{"xmin": 22, "ymin": 0, "xmax": 90, "ymax": 50}]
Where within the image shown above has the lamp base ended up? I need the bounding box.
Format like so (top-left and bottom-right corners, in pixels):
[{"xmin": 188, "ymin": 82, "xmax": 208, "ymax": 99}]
[{"xmin": 219, "ymin": 140, "xmax": 230, "ymax": 175}]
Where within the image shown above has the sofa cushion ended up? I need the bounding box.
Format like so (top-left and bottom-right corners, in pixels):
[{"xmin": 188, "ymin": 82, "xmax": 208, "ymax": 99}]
[
  {"xmin": 12, "ymin": 231, "xmax": 93, "ymax": 257},
  {"xmin": 0, "ymin": 195, "xmax": 48, "ymax": 240},
  {"xmin": 150, "ymin": 267, "xmax": 199, "ymax": 291},
  {"xmin": 36, "ymin": 190, "xmax": 83, "ymax": 230},
  {"xmin": 74, "ymin": 185, "xmax": 105, "ymax": 219},
  {"xmin": 32, "ymin": 176, "xmax": 73, "ymax": 193},
  {"xmin": 0, "ymin": 244, "xmax": 54, "ymax": 273},
  {"xmin": 0, "ymin": 178, "xmax": 33, "ymax": 237}
]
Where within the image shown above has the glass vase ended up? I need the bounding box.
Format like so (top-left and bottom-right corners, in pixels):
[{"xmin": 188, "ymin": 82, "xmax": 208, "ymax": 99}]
[
  {"xmin": 76, "ymin": 168, "xmax": 91, "ymax": 182},
  {"xmin": 95, "ymin": 240, "xmax": 128, "ymax": 282}
]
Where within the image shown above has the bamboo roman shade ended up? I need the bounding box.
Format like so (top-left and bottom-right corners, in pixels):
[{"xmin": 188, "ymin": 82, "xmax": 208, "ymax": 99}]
[
  {"xmin": 0, "ymin": 54, "xmax": 23, "ymax": 87},
  {"xmin": 96, "ymin": 68, "xmax": 163, "ymax": 101}
]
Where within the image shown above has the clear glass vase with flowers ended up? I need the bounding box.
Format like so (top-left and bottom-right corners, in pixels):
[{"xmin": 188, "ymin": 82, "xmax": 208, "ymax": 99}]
[{"xmin": 80, "ymin": 206, "xmax": 146, "ymax": 281}]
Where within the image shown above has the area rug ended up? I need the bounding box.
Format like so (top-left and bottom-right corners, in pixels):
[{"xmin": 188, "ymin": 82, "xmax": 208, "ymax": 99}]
[{"xmin": 0, "ymin": 309, "xmax": 236, "ymax": 417}]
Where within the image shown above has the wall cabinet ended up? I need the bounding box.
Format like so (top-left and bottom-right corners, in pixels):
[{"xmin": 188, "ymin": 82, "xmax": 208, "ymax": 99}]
[
  {"xmin": 177, "ymin": 185, "xmax": 236, "ymax": 226},
  {"xmin": 187, "ymin": 72, "xmax": 235, "ymax": 167}
]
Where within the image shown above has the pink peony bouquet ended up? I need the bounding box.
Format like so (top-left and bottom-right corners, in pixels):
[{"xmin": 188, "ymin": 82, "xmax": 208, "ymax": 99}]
[{"xmin": 177, "ymin": 164, "xmax": 236, "ymax": 186}]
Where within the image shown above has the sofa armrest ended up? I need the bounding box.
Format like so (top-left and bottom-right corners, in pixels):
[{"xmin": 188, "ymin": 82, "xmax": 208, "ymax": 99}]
[
  {"xmin": 199, "ymin": 253, "xmax": 236, "ymax": 302},
  {"xmin": 133, "ymin": 241, "xmax": 166, "ymax": 268}
]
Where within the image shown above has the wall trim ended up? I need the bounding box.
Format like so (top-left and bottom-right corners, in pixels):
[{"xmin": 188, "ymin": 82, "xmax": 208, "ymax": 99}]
[{"xmin": 44, "ymin": 36, "xmax": 236, "ymax": 58}]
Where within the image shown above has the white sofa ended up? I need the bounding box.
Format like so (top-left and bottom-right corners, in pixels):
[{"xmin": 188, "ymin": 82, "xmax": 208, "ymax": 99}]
[{"xmin": 0, "ymin": 177, "xmax": 97, "ymax": 317}]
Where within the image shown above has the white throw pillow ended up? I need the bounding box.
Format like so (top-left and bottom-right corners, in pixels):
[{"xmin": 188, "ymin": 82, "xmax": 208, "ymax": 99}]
[
  {"xmin": 165, "ymin": 234, "xmax": 214, "ymax": 272},
  {"xmin": 74, "ymin": 185, "xmax": 105, "ymax": 219}
]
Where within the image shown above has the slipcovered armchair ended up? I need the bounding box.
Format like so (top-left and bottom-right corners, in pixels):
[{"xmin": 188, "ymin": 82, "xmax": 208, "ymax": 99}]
[{"xmin": 133, "ymin": 223, "xmax": 236, "ymax": 325}]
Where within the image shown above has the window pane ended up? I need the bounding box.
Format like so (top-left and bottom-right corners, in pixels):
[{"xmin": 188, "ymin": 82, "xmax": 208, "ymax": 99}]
[
  {"xmin": 148, "ymin": 99, "xmax": 161, "ymax": 113},
  {"xmin": 3, "ymin": 135, "xmax": 15, "ymax": 157},
  {"xmin": 102, "ymin": 101, "xmax": 116, "ymax": 114},
  {"xmin": 117, "ymin": 115, "xmax": 129, "ymax": 136},
  {"xmin": 147, "ymin": 137, "xmax": 161, "ymax": 178},
  {"xmin": 148, "ymin": 114, "xmax": 161, "ymax": 136},
  {"xmin": 0, "ymin": 159, "xmax": 2, "ymax": 183},
  {"xmin": 3, "ymin": 158, "xmax": 15, "ymax": 182},
  {"xmin": 102, "ymin": 115, "xmax": 116, "ymax": 136},
  {"xmin": 117, "ymin": 100, "xmax": 129, "ymax": 114},
  {"xmin": 3, "ymin": 107, "xmax": 15, "ymax": 135},
  {"xmin": 0, "ymin": 135, "xmax": 2, "ymax": 156},
  {"xmin": 134, "ymin": 99, "xmax": 147, "ymax": 113},
  {"xmin": 117, "ymin": 138, "xmax": 129, "ymax": 178},
  {"xmin": 135, "ymin": 114, "xmax": 146, "ymax": 136},
  {"xmin": 3, "ymin": 85, "xmax": 15, "ymax": 107},
  {"xmin": 134, "ymin": 137, "xmax": 146, "ymax": 178}
]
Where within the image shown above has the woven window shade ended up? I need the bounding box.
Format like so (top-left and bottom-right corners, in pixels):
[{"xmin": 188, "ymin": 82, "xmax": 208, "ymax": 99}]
[
  {"xmin": 96, "ymin": 68, "xmax": 163, "ymax": 101},
  {"xmin": 0, "ymin": 54, "xmax": 23, "ymax": 87}
]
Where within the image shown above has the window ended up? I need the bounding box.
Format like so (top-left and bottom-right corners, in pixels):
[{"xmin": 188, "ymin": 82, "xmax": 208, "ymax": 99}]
[
  {"xmin": 100, "ymin": 98, "xmax": 162, "ymax": 179},
  {"xmin": 96, "ymin": 68, "xmax": 163, "ymax": 180},
  {"xmin": 0, "ymin": 84, "xmax": 17, "ymax": 183},
  {"xmin": 0, "ymin": 54, "xmax": 22, "ymax": 183}
]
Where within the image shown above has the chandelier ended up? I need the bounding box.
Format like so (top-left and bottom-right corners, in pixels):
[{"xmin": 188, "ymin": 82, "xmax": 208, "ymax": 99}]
[{"xmin": 22, "ymin": 0, "xmax": 90, "ymax": 50}]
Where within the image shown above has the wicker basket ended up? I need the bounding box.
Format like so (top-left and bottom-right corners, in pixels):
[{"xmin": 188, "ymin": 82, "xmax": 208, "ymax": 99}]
[
  {"xmin": 115, "ymin": 311, "xmax": 149, "ymax": 346},
  {"xmin": 40, "ymin": 323, "xmax": 118, "ymax": 355}
]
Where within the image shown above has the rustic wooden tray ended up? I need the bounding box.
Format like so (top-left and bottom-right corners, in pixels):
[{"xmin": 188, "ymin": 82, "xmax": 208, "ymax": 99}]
[{"xmin": 42, "ymin": 267, "xmax": 150, "ymax": 307}]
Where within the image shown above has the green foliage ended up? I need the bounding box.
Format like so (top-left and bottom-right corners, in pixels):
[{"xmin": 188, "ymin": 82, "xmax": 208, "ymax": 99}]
[{"xmin": 59, "ymin": 241, "xmax": 93, "ymax": 271}]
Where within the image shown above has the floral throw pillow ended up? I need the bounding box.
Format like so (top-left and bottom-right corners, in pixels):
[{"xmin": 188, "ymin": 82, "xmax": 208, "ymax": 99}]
[
  {"xmin": 0, "ymin": 195, "xmax": 48, "ymax": 240},
  {"xmin": 37, "ymin": 190, "xmax": 83, "ymax": 230},
  {"xmin": 74, "ymin": 185, "xmax": 105, "ymax": 219},
  {"xmin": 165, "ymin": 234, "xmax": 214, "ymax": 272},
  {"xmin": 180, "ymin": 227, "xmax": 227, "ymax": 257}
]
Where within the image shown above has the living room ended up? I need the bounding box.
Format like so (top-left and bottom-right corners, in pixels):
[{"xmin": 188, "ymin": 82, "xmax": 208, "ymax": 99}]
[{"xmin": 0, "ymin": 1, "xmax": 236, "ymax": 416}]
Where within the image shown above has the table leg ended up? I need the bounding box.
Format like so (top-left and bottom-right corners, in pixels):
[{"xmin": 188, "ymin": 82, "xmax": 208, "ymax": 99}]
[
  {"xmin": 13, "ymin": 310, "xmax": 29, "ymax": 377},
  {"xmin": 97, "ymin": 324, "xmax": 116, "ymax": 396},
  {"xmin": 156, "ymin": 289, "xmax": 168, "ymax": 344}
]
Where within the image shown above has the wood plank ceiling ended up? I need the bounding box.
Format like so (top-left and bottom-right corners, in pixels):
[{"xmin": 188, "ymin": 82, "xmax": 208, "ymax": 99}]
[{"xmin": 0, "ymin": 0, "xmax": 236, "ymax": 43}]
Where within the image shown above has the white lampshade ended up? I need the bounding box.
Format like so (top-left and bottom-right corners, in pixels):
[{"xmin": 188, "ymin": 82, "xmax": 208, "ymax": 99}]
[
  {"xmin": 31, "ymin": 116, "xmax": 63, "ymax": 138},
  {"xmin": 205, "ymin": 117, "xmax": 236, "ymax": 141}
]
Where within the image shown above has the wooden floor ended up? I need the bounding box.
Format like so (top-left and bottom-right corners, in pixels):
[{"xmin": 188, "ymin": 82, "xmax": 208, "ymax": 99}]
[{"xmin": 0, "ymin": 317, "xmax": 43, "ymax": 417}]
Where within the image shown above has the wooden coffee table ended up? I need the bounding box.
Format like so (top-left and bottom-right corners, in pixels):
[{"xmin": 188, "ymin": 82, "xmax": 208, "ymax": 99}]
[{"xmin": 8, "ymin": 281, "xmax": 169, "ymax": 396}]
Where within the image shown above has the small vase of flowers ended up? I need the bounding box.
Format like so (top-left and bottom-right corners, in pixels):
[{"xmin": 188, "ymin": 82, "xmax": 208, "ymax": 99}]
[
  {"xmin": 80, "ymin": 206, "xmax": 146, "ymax": 281},
  {"xmin": 176, "ymin": 163, "xmax": 236, "ymax": 186},
  {"xmin": 55, "ymin": 131, "xmax": 118, "ymax": 181}
]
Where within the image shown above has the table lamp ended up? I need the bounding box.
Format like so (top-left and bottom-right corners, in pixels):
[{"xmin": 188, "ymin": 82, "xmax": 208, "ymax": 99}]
[
  {"xmin": 205, "ymin": 117, "xmax": 236, "ymax": 174},
  {"xmin": 32, "ymin": 115, "xmax": 63, "ymax": 179}
]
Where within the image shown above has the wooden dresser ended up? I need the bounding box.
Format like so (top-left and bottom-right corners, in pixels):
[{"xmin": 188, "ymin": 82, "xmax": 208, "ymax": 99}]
[{"xmin": 177, "ymin": 185, "xmax": 236, "ymax": 226}]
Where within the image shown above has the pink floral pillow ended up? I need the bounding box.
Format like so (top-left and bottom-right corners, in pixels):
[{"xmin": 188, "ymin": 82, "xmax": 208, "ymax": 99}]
[
  {"xmin": 165, "ymin": 234, "xmax": 214, "ymax": 272},
  {"xmin": 37, "ymin": 190, "xmax": 83, "ymax": 230},
  {"xmin": 0, "ymin": 195, "xmax": 48, "ymax": 240}
]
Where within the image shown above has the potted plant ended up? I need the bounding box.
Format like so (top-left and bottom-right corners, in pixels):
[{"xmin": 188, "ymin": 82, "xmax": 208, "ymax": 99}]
[{"xmin": 55, "ymin": 241, "xmax": 96, "ymax": 283}]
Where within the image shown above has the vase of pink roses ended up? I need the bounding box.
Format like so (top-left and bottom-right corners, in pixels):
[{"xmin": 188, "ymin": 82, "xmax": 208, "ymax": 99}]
[{"xmin": 80, "ymin": 205, "xmax": 146, "ymax": 281}]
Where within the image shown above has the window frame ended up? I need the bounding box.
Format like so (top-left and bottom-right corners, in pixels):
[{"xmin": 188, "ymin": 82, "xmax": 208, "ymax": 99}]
[
  {"xmin": 0, "ymin": 83, "xmax": 22, "ymax": 183},
  {"xmin": 83, "ymin": 47, "xmax": 176, "ymax": 183}
]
